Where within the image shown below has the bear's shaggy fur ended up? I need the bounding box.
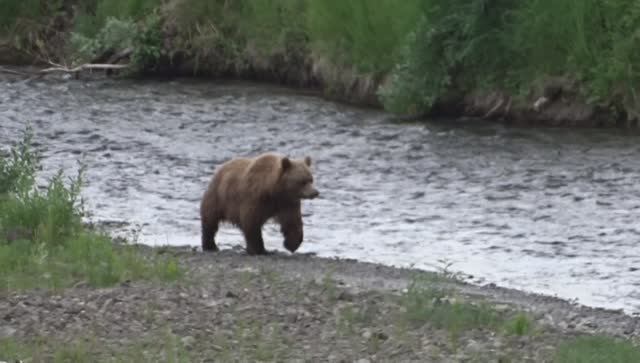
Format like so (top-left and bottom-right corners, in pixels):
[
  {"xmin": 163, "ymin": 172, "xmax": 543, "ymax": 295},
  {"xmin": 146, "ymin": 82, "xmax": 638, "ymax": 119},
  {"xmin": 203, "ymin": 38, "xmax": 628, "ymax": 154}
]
[{"xmin": 200, "ymin": 153, "xmax": 319, "ymax": 255}]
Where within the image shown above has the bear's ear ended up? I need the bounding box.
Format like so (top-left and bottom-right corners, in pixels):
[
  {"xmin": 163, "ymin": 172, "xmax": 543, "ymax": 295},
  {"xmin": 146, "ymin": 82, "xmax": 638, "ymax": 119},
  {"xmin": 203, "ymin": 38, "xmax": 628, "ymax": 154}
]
[
  {"xmin": 304, "ymin": 156, "xmax": 312, "ymax": 167},
  {"xmin": 281, "ymin": 157, "xmax": 291, "ymax": 171}
]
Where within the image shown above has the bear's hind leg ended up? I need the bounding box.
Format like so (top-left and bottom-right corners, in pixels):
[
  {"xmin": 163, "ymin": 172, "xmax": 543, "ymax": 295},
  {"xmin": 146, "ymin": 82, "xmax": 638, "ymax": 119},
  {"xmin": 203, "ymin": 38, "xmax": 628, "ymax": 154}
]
[{"xmin": 201, "ymin": 217, "xmax": 219, "ymax": 252}]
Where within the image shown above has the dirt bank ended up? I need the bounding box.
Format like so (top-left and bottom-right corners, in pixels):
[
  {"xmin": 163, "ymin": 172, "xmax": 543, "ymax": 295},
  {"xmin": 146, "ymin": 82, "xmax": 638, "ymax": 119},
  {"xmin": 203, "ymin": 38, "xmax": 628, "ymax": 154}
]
[
  {"xmin": 1, "ymin": 245, "xmax": 639, "ymax": 362},
  {"xmin": 0, "ymin": 14, "xmax": 627, "ymax": 128}
]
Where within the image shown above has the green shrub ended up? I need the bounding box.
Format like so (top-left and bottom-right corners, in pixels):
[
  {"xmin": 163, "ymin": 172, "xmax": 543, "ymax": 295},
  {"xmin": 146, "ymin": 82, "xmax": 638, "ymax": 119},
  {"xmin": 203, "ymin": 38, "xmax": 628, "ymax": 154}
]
[
  {"xmin": 379, "ymin": 0, "xmax": 519, "ymax": 114},
  {"xmin": 381, "ymin": 0, "xmax": 640, "ymax": 117},
  {"xmin": 70, "ymin": 17, "xmax": 138, "ymax": 62},
  {"xmin": 0, "ymin": 126, "xmax": 182, "ymax": 291},
  {"xmin": 73, "ymin": 0, "xmax": 161, "ymax": 38},
  {"xmin": 0, "ymin": 127, "xmax": 84, "ymax": 245}
]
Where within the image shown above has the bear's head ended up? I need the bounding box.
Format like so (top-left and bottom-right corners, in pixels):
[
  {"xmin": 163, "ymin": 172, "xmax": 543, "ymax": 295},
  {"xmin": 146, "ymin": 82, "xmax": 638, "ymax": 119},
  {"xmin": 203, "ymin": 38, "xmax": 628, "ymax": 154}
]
[{"xmin": 280, "ymin": 156, "xmax": 319, "ymax": 200}]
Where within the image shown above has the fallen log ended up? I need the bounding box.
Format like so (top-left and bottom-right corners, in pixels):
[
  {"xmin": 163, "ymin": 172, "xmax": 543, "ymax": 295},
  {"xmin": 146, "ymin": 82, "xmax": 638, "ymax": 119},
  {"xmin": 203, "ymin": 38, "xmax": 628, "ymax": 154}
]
[
  {"xmin": 0, "ymin": 66, "xmax": 30, "ymax": 76},
  {"xmin": 17, "ymin": 63, "xmax": 130, "ymax": 83},
  {"xmin": 38, "ymin": 63, "xmax": 129, "ymax": 74}
]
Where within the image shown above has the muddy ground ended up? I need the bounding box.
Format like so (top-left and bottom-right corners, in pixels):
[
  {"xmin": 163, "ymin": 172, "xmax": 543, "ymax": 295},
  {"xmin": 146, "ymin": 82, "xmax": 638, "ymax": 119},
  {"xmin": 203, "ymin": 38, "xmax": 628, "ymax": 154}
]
[{"xmin": 1, "ymin": 245, "xmax": 640, "ymax": 362}]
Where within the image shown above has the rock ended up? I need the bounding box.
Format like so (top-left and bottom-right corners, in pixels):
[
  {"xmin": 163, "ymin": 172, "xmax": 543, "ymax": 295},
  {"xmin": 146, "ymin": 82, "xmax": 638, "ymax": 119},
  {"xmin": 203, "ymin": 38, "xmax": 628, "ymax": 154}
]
[
  {"xmin": 374, "ymin": 330, "xmax": 389, "ymax": 341},
  {"xmin": 362, "ymin": 329, "xmax": 372, "ymax": 340},
  {"xmin": 465, "ymin": 339, "xmax": 483, "ymax": 354},
  {"xmin": 0, "ymin": 326, "xmax": 16, "ymax": 338},
  {"xmin": 181, "ymin": 336, "xmax": 196, "ymax": 348},
  {"xmin": 493, "ymin": 304, "xmax": 511, "ymax": 312},
  {"xmin": 204, "ymin": 299, "xmax": 219, "ymax": 308},
  {"xmin": 337, "ymin": 291, "xmax": 354, "ymax": 301}
]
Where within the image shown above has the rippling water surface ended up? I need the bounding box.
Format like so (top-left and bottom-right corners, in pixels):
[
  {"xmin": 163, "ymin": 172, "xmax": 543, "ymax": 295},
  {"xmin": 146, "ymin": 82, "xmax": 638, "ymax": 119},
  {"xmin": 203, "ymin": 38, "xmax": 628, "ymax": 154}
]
[{"xmin": 3, "ymin": 78, "xmax": 640, "ymax": 313}]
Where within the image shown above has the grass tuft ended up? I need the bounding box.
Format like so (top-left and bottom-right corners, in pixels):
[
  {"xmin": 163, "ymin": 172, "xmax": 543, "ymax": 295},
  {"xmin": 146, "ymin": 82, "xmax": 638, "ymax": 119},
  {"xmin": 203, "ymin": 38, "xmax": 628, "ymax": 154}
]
[
  {"xmin": 401, "ymin": 274, "xmax": 501, "ymax": 337},
  {"xmin": 503, "ymin": 313, "xmax": 534, "ymax": 336}
]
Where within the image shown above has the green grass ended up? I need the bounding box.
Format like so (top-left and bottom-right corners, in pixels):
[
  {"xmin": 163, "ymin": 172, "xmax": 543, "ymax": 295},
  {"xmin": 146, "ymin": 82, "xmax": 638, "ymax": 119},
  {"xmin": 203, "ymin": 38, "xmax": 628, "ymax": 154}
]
[
  {"xmin": 0, "ymin": 0, "xmax": 61, "ymax": 32},
  {"xmin": 553, "ymin": 336, "xmax": 640, "ymax": 363},
  {"xmin": 306, "ymin": 0, "xmax": 422, "ymax": 74},
  {"xmin": 0, "ymin": 126, "xmax": 182, "ymax": 292},
  {"xmin": 401, "ymin": 274, "xmax": 501, "ymax": 336},
  {"xmin": 211, "ymin": 320, "xmax": 290, "ymax": 362},
  {"xmin": 0, "ymin": 328, "xmax": 193, "ymax": 362},
  {"xmin": 0, "ymin": 233, "xmax": 181, "ymax": 291}
]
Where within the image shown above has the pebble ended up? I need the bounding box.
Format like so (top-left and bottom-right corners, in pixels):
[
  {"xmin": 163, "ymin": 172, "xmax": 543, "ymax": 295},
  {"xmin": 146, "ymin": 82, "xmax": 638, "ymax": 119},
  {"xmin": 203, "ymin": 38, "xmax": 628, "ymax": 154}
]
[
  {"xmin": 181, "ymin": 336, "xmax": 196, "ymax": 348},
  {"xmin": 361, "ymin": 329, "xmax": 372, "ymax": 340},
  {"xmin": 0, "ymin": 326, "xmax": 16, "ymax": 338}
]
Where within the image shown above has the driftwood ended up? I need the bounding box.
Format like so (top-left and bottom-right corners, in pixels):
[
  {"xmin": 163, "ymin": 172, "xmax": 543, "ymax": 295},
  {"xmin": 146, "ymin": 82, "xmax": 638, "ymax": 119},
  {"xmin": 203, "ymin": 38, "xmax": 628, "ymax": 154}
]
[
  {"xmin": 12, "ymin": 62, "xmax": 131, "ymax": 83},
  {"xmin": 38, "ymin": 63, "xmax": 129, "ymax": 74},
  {"xmin": 483, "ymin": 97, "xmax": 505, "ymax": 119},
  {"xmin": 104, "ymin": 47, "xmax": 133, "ymax": 65},
  {"xmin": 0, "ymin": 66, "xmax": 30, "ymax": 76}
]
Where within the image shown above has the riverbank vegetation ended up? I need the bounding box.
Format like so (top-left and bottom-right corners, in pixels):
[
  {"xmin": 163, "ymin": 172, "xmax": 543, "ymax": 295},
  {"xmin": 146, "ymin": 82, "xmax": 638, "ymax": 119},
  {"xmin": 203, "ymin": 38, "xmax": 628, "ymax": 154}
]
[
  {"xmin": 0, "ymin": 126, "xmax": 182, "ymax": 292},
  {"xmin": 2, "ymin": 0, "xmax": 639, "ymax": 124}
]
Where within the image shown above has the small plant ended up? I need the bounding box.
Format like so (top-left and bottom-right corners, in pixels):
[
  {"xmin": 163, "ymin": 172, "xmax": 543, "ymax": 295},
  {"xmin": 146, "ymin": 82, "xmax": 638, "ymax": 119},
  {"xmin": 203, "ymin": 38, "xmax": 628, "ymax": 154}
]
[
  {"xmin": 337, "ymin": 303, "xmax": 374, "ymax": 335},
  {"xmin": 321, "ymin": 269, "xmax": 339, "ymax": 302},
  {"xmin": 503, "ymin": 313, "xmax": 533, "ymax": 336},
  {"xmin": 0, "ymin": 125, "xmax": 37, "ymax": 196}
]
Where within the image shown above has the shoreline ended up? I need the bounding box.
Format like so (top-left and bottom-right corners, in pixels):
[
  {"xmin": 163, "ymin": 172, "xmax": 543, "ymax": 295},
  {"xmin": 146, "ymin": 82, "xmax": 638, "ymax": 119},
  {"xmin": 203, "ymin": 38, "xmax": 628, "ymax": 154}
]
[
  {"xmin": 158, "ymin": 244, "xmax": 640, "ymax": 327},
  {"xmin": 0, "ymin": 63, "xmax": 629, "ymax": 129},
  {"xmin": 3, "ymin": 244, "xmax": 639, "ymax": 361}
]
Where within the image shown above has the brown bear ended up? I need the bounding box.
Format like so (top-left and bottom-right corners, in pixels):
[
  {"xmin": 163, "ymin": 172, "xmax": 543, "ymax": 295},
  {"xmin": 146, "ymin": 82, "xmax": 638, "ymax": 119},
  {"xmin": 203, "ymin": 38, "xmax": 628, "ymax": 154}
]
[{"xmin": 200, "ymin": 153, "xmax": 319, "ymax": 255}]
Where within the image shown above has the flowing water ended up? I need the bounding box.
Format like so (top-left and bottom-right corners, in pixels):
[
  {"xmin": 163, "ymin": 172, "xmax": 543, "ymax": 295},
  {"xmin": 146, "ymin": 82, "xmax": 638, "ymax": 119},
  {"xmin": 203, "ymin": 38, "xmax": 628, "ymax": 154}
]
[{"xmin": 2, "ymin": 77, "xmax": 640, "ymax": 313}]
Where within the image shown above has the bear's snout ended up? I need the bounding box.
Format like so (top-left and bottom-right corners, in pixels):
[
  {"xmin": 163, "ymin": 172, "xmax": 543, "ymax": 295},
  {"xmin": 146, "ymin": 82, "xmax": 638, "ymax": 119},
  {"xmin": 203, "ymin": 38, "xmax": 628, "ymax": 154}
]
[{"xmin": 305, "ymin": 188, "xmax": 319, "ymax": 199}]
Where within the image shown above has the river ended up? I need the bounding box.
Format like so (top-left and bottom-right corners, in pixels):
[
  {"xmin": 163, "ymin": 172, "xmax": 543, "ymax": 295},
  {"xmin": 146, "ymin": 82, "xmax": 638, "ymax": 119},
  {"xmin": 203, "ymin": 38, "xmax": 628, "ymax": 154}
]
[{"xmin": 2, "ymin": 77, "xmax": 640, "ymax": 314}]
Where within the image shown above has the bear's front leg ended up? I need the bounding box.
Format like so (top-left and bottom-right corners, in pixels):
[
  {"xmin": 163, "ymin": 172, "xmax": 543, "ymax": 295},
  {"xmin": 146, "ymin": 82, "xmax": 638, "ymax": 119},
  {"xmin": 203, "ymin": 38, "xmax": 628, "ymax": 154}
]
[
  {"xmin": 242, "ymin": 226, "xmax": 268, "ymax": 255},
  {"xmin": 277, "ymin": 205, "xmax": 304, "ymax": 253}
]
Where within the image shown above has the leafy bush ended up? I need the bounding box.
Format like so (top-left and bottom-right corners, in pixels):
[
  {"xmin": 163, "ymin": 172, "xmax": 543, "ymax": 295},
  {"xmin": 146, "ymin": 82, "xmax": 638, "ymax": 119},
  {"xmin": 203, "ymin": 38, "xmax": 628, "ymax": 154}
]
[
  {"xmin": 73, "ymin": 0, "xmax": 161, "ymax": 38},
  {"xmin": 70, "ymin": 14, "xmax": 164, "ymax": 73},
  {"xmin": 381, "ymin": 0, "xmax": 640, "ymax": 117},
  {"xmin": 379, "ymin": 0, "xmax": 519, "ymax": 114},
  {"xmin": 0, "ymin": 126, "xmax": 181, "ymax": 291},
  {"xmin": 70, "ymin": 17, "xmax": 138, "ymax": 62}
]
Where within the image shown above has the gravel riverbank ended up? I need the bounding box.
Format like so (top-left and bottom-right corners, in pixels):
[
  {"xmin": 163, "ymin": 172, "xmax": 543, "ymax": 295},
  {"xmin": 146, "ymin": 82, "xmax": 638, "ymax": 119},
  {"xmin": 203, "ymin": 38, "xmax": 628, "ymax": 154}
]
[{"xmin": 2, "ymin": 245, "xmax": 640, "ymax": 362}]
